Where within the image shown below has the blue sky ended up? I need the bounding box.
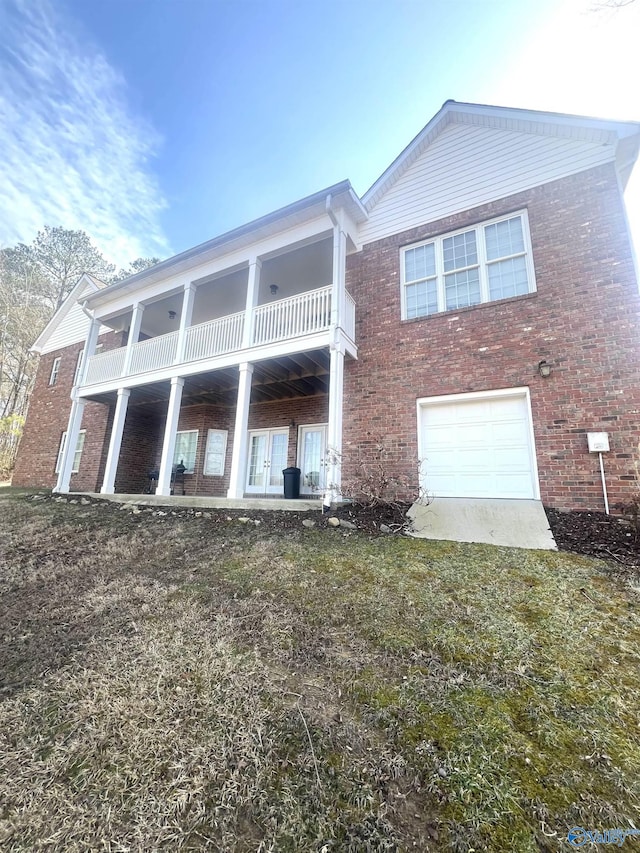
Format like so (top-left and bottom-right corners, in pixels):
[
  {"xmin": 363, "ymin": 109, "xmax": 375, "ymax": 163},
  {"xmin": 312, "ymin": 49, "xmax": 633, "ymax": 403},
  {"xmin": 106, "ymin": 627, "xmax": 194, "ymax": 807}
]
[{"xmin": 1, "ymin": 0, "xmax": 639, "ymax": 266}]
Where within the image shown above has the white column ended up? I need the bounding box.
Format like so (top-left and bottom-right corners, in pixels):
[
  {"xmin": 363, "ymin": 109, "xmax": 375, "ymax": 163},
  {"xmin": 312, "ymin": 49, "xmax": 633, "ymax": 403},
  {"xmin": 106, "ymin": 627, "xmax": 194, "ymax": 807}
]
[
  {"xmin": 174, "ymin": 283, "xmax": 197, "ymax": 364},
  {"xmin": 77, "ymin": 316, "xmax": 101, "ymax": 387},
  {"xmin": 156, "ymin": 377, "xmax": 184, "ymax": 496},
  {"xmin": 331, "ymin": 215, "xmax": 347, "ymax": 331},
  {"xmin": 242, "ymin": 258, "xmax": 261, "ymax": 348},
  {"xmin": 100, "ymin": 388, "xmax": 130, "ymax": 494},
  {"xmin": 324, "ymin": 342, "xmax": 345, "ymax": 509},
  {"xmin": 54, "ymin": 398, "xmax": 86, "ymax": 493},
  {"xmin": 227, "ymin": 362, "xmax": 253, "ymax": 499},
  {"xmin": 122, "ymin": 303, "xmax": 144, "ymax": 376}
]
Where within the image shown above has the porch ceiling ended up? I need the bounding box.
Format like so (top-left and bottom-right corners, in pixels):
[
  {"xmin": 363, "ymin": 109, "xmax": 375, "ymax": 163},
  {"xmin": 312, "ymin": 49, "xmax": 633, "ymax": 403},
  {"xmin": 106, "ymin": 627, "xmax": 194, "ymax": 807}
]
[{"xmin": 81, "ymin": 350, "xmax": 330, "ymax": 410}]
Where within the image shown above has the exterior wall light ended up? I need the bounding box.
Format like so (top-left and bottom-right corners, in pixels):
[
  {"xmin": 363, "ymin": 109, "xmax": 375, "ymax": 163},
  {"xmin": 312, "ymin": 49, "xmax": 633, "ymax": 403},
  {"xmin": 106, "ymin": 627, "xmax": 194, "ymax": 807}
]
[
  {"xmin": 538, "ymin": 360, "xmax": 552, "ymax": 378},
  {"xmin": 168, "ymin": 310, "xmax": 177, "ymax": 320},
  {"xmin": 270, "ymin": 284, "xmax": 279, "ymax": 296}
]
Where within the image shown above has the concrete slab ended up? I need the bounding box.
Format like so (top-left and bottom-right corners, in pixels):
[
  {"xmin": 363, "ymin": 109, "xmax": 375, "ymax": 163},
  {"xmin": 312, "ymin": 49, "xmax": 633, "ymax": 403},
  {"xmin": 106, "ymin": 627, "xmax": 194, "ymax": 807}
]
[
  {"xmin": 407, "ymin": 497, "xmax": 557, "ymax": 550},
  {"xmin": 76, "ymin": 493, "xmax": 321, "ymax": 512}
]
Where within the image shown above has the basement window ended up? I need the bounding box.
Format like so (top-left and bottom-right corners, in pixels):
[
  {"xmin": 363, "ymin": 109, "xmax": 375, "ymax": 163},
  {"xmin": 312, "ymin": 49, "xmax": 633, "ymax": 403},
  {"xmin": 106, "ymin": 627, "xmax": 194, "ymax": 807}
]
[
  {"xmin": 173, "ymin": 430, "xmax": 198, "ymax": 474},
  {"xmin": 401, "ymin": 210, "xmax": 536, "ymax": 319},
  {"xmin": 55, "ymin": 430, "xmax": 86, "ymax": 474},
  {"xmin": 203, "ymin": 429, "xmax": 228, "ymax": 476}
]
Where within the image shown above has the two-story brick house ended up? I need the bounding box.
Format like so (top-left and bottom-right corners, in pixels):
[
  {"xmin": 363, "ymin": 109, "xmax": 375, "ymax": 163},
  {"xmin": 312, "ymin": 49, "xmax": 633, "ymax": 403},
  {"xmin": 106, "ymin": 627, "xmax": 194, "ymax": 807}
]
[{"xmin": 13, "ymin": 101, "xmax": 640, "ymax": 513}]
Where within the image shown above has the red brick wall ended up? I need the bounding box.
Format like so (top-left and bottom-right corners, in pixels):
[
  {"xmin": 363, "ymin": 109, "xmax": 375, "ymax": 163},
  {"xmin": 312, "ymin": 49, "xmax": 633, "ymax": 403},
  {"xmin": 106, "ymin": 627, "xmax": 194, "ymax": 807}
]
[
  {"xmin": 13, "ymin": 332, "xmax": 123, "ymax": 491},
  {"xmin": 109, "ymin": 395, "xmax": 328, "ymax": 496},
  {"xmin": 343, "ymin": 163, "xmax": 640, "ymax": 511}
]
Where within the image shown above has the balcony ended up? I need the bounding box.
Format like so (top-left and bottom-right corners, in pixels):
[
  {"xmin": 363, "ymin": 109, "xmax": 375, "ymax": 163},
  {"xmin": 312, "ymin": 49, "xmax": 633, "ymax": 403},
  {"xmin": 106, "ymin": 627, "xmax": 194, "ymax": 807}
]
[{"xmin": 82, "ymin": 286, "xmax": 355, "ymax": 389}]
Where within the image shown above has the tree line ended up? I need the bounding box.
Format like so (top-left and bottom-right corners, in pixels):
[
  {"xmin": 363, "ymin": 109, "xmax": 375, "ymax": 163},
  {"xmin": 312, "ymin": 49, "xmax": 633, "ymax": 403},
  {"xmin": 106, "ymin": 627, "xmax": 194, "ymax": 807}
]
[{"xmin": 0, "ymin": 225, "xmax": 160, "ymax": 477}]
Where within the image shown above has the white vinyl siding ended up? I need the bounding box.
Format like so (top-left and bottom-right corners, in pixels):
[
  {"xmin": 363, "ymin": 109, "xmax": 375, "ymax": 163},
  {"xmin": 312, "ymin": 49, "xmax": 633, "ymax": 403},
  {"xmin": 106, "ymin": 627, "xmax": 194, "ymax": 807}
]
[
  {"xmin": 173, "ymin": 430, "xmax": 198, "ymax": 473},
  {"xmin": 401, "ymin": 211, "xmax": 535, "ymax": 319},
  {"xmin": 49, "ymin": 357, "xmax": 61, "ymax": 386},
  {"xmin": 359, "ymin": 121, "xmax": 615, "ymax": 246},
  {"xmin": 55, "ymin": 430, "xmax": 86, "ymax": 474},
  {"xmin": 203, "ymin": 429, "xmax": 227, "ymax": 476}
]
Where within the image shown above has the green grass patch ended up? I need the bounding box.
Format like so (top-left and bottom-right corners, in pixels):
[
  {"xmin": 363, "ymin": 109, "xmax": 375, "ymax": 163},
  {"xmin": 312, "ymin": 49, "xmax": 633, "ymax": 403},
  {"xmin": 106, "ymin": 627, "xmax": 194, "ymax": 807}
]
[{"xmin": 1, "ymin": 494, "xmax": 639, "ymax": 851}]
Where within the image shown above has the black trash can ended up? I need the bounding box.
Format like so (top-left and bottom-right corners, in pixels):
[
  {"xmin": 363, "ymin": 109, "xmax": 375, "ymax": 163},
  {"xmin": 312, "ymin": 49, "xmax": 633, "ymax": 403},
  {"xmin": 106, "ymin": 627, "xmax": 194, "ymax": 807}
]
[{"xmin": 282, "ymin": 466, "xmax": 301, "ymax": 499}]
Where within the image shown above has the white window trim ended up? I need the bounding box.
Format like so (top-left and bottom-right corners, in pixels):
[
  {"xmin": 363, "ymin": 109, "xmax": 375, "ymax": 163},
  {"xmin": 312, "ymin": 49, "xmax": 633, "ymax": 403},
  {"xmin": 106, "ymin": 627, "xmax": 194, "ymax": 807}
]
[
  {"xmin": 415, "ymin": 386, "xmax": 541, "ymax": 501},
  {"xmin": 49, "ymin": 357, "xmax": 61, "ymax": 386},
  {"xmin": 173, "ymin": 429, "xmax": 199, "ymax": 474},
  {"xmin": 400, "ymin": 209, "xmax": 536, "ymax": 320},
  {"xmin": 55, "ymin": 430, "xmax": 86, "ymax": 474},
  {"xmin": 203, "ymin": 428, "xmax": 228, "ymax": 476}
]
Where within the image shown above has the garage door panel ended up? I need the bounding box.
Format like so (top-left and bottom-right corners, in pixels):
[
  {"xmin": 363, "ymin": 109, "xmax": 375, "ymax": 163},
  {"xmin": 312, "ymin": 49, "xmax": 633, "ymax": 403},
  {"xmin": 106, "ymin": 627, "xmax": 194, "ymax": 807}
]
[{"xmin": 419, "ymin": 391, "xmax": 537, "ymax": 500}]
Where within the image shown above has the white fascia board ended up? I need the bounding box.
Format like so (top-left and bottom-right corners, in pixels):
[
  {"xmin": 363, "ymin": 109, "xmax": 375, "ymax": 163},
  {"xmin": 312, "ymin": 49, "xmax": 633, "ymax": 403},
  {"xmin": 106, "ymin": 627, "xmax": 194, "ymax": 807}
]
[
  {"xmin": 90, "ymin": 214, "xmax": 335, "ymax": 321},
  {"xmin": 85, "ymin": 182, "xmax": 364, "ymax": 312},
  {"xmin": 363, "ymin": 100, "xmax": 640, "ymax": 210},
  {"xmin": 30, "ymin": 273, "xmax": 100, "ymax": 354}
]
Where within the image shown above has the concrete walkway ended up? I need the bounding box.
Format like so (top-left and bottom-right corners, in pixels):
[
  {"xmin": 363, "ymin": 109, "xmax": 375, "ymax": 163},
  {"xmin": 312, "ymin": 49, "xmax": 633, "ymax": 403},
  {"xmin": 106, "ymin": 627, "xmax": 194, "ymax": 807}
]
[
  {"xmin": 76, "ymin": 493, "xmax": 321, "ymax": 512},
  {"xmin": 407, "ymin": 497, "xmax": 557, "ymax": 550}
]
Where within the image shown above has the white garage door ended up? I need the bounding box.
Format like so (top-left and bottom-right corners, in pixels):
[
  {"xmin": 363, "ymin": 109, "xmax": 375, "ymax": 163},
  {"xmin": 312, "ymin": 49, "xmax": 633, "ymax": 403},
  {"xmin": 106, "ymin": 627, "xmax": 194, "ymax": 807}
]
[{"xmin": 418, "ymin": 389, "xmax": 538, "ymax": 499}]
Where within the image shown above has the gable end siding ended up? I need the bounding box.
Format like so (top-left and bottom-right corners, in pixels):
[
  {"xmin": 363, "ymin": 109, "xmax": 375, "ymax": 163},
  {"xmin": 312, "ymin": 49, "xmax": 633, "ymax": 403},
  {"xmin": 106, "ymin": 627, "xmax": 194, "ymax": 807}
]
[{"xmin": 359, "ymin": 122, "xmax": 616, "ymax": 246}]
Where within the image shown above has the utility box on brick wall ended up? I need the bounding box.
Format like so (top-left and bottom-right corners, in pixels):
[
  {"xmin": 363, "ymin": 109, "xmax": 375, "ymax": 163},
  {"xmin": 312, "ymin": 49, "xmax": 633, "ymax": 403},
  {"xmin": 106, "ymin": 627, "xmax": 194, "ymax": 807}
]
[{"xmin": 587, "ymin": 432, "xmax": 610, "ymax": 452}]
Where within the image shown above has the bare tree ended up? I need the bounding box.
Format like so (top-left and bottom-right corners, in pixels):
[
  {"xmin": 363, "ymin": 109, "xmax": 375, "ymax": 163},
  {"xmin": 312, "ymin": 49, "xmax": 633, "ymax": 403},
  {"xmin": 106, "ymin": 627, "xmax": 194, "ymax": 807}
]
[{"xmin": 28, "ymin": 226, "xmax": 115, "ymax": 311}]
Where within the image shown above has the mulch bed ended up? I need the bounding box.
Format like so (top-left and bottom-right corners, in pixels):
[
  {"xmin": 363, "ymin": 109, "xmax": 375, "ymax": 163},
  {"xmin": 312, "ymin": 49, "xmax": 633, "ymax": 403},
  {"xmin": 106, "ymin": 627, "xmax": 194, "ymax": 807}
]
[
  {"xmin": 545, "ymin": 507, "xmax": 640, "ymax": 573},
  {"xmin": 19, "ymin": 493, "xmax": 640, "ymax": 573}
]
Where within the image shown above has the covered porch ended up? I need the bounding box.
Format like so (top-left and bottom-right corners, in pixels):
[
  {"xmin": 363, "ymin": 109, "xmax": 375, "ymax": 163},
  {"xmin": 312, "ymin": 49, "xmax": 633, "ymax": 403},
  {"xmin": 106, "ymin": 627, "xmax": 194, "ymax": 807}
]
[{"xmin": 71, "ymin": 348, "xmax": 342, "ymax": 502}]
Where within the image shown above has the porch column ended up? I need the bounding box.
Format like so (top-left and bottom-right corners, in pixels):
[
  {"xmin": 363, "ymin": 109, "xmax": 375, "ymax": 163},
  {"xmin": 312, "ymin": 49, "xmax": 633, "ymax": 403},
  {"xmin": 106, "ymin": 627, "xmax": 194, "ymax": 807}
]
[
  {"xmin": 156, "ymin": 377, "xmax": 185, "ymax": 496},
  {"xmin": 324, "ymin": 342, "xmax": 345, "ymax": 509},
  {"xmin": 122, "ymin": 303, "xmax": 144, "ymax": 376},
  {"xmin": 54, "ymin": 397, "xmax": 86, "ymax": 493},
  {"xmin": 227, "ymin": 362, "xmax": 253, "ymax": 499},
  {"xmin": 242, "ymin": 258, "xmax": 261, "ymax": 348},
  {"xmin": 331, "ymin": 214, "xmax": 348, "ymax": 331},
  {"xmin": 77, "ymin": 316, "xmax": 101, "ymax": 387},
  {"xmin": 174, "ymin": 283, "xmax": 197, "ymax": 364},
  {"xmin": 100, "ymin": 388, "xmax": 130, "ymax": 494}
]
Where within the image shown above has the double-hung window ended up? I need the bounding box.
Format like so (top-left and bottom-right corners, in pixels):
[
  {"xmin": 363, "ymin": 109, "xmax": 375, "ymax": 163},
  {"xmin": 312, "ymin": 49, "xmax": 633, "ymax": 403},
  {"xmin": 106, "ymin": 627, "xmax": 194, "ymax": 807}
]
[
  {"xmin": 173, "ymin": 430, "xmax": 198, "ymax": 474},
  {"xmin": 55, "ymin": 430, "xmax": 86, "ymax": 474},
  {"xmin": 401, "ymin": 211, "xmax": 535, "ymax": 320},
  {"xmin": 49, "ymin": 357, "xmax": 61, "ymax": 386}
]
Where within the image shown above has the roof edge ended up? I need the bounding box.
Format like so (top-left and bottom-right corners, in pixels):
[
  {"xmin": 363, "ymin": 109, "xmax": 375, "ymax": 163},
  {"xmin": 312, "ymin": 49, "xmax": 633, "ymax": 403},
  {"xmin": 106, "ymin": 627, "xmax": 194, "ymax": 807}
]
[
  {"xmin": 362, "ymin": 100, "xmax": 640, "ymax": 209},
  {"xmin": 86, "ymin": 180, "xmax": 362, "ymax": 307}
]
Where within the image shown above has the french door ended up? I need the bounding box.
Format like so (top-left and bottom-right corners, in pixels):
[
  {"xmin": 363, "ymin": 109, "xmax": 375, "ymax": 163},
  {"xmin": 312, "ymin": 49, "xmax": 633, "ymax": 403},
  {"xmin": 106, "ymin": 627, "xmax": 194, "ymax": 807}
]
[
  {"xmin": 245, "ymin": 429, "xmax": 289, "ymax": 494},
  {"xmin": 298, "ymin": 424, "xmax": 328, "ymax": 496}
]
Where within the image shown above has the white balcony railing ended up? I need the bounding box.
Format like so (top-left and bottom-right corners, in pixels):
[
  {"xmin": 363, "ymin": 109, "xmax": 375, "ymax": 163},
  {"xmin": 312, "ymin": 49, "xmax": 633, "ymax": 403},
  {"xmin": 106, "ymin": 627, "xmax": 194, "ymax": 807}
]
[
  {"xmin": 252, "ymin": 285, "xmax": 332, "ymax": 347},
  {"xmin": 129, "ymin": 330, "xmax": 179, "ymax": 375},
  {"xmin": 345, "ymin": 291, "xmax": 356, "ymax": 341},
  {"xmin": 81, "ymin": 285, "xmax": 353, "ymax": 388},
  {"xmin": 184, "ymin": 311, "xmax": 244, "ymax": 362},
  {"xmin": 84, "ymin": 346, "xmax": 127, "ymax": 386}
]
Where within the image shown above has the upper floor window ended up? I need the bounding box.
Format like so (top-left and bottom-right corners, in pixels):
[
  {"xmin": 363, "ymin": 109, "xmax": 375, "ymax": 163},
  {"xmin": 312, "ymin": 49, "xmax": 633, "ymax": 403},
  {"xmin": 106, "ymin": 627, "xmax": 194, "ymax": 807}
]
[
  {"xmin": 49, "ymin": 357, "xmax": 61, "ymax": 386},
  {"xmin": 401, "ymin": 211, "xmax": 536, "ymax": 320}
]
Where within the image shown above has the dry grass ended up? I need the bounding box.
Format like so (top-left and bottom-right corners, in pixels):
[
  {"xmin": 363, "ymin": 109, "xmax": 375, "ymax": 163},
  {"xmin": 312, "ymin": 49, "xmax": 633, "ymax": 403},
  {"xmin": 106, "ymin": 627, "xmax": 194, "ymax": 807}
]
[{"xmin": 1, "ymin": 494, "xmax": 639, "ymax": 851}]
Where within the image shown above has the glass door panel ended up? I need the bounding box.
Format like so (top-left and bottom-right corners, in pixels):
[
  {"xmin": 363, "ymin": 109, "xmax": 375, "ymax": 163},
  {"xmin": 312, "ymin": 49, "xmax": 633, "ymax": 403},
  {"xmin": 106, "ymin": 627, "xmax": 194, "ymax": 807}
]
[
  {"xmin": 298, "ymin": 425, "xmax": 327, "ymax": 495},
  {"xmin": 247, "ymin": 432, "xmax": 268, "ymax": 490},
  {"xmin": 246, "ymin": 428, "xmax": 290, "ymax": 494},
  {"xmin": 269, "ymin": 433, "xmax": 288, "ymax": 489}
]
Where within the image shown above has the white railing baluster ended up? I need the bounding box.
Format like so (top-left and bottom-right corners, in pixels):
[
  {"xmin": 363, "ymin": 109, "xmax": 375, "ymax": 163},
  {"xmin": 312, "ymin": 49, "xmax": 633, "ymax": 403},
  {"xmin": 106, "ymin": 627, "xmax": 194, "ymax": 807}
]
[{"xmin": 80, "ymin": 287, "xmax": 346, "ymax": 389}]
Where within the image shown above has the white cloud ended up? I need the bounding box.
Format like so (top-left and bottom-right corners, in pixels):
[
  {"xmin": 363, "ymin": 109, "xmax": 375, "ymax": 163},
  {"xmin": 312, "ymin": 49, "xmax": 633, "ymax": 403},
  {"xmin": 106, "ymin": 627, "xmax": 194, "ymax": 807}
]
[{"xmin": 0, "ymin": 0, "xmax": 170, "ymax": 266}]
